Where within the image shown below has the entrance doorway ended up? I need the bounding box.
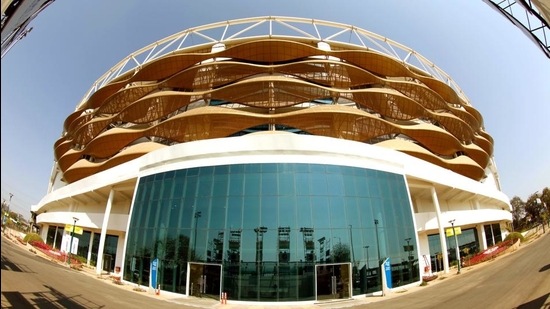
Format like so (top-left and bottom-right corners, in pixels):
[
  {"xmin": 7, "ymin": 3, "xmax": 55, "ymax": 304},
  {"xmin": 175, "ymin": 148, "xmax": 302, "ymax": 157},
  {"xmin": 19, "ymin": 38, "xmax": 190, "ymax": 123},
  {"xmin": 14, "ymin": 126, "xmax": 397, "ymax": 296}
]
[
  {"xmin": 315, "ymin": 263, "xmax": 351, "ymax": 301},
  {"xmin": 188, "ymin": 262, "xmax": 222, "ymax": 300}
]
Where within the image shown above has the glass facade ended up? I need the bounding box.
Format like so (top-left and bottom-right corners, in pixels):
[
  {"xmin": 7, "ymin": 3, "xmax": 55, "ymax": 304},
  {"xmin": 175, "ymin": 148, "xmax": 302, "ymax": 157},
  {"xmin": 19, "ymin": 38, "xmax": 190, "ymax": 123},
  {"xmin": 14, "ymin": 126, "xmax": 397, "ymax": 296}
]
[
  {"xmin": 427, "ymin": 228, "xmax": 480, "ymax": 272},
  {"xmin": 88, "ymin": 233, "xmax": 119, "ymax": 272},
  {"xmin": 124, "ymin": 163, "xmax": 418, "ymax": 302},
  {"xmin": 46, "ymin": 227, "xmax": 119, "ymax": 272},
  {"xmin": 46, "ymin": 225, "xmax": 63, "ymax": 250},
  {"xmin": 484, "ymin": 223, "xmax": 502, "ymax": 247}
]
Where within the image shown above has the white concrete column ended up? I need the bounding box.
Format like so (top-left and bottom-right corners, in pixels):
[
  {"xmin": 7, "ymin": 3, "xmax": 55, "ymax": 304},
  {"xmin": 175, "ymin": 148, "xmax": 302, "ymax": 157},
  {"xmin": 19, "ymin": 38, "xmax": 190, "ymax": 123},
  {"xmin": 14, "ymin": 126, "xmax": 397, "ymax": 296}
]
[
  {"xmin": 96, "ymin": 188, "xmax": 115, "ymax": 275},
  {"xmin": 477, "ymin": 224, "xmax": 487, "ymax": 251},
  {"xmin": 114, "ymin": 235, "xmax": 125, "ymax": 270},
  {"xmin": 474, "ymin": 199, "xmax": 481, "ymax": 210},
  {"xmin": 431, "ymin": 186, "xmax": 450, "ymax": 274},
  {"xmin": 87, "ymin": 232, "xmax": 94, "ymax": 266},
  {"xmin": 40, "ymin": 224, "xmax": 50, "ymax": 244}
]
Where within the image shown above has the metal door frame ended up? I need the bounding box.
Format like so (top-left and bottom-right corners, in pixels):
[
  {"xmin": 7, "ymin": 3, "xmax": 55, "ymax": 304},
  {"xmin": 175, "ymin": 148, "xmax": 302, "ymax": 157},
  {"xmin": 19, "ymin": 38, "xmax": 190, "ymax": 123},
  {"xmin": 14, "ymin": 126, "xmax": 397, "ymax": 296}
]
[
  {"xmin": 315, "ymin": 262, "xmax": 352, "ymax": 302},
  {"xmin": 186, "ymin": 262, "xmax": 222, "ymax": 298}
]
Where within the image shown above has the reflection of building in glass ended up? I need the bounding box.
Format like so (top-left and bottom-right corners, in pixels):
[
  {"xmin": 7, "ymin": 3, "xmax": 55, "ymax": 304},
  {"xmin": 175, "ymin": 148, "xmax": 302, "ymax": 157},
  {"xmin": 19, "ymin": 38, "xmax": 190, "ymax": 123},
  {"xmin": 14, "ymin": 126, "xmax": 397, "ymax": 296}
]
[
  {"xmin": 278, "ymin": 227, "xmax": 290, "ymax": 263},
  {"xmin": 300, "ymin": 227, "xmax": 315, "ymax": 263},
  {"xmin": 318, "ymin": 237, "xmax": 327, "ymax": 263},
  {"xmin": 254, "ymin": 226, "xmax": 268, "ymax": 276},
  {"xmin": 228, "ymin": 229, "xmax": 242, "ymax": 264},
  {"xmin": 209, "ymin": 231, "xmax": 224, "ymax": 263},
  {"xmin": 32, "ymin": 16, "xmax": 512, "ymax": 304}
]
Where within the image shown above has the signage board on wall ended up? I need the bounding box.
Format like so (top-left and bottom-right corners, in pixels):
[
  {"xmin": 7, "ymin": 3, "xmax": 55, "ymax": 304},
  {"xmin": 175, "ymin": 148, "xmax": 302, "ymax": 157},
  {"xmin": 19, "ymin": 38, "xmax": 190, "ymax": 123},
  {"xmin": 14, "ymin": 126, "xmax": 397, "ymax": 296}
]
[
  {"xmin": 445, "ymin": 227, "xmax": 462, "ymax": 237},
  {"xmin": 151, "ymin": 258, "xmax": 159, "ymax": 289},
  {"xmin": 64, "ymin": 224, "xmax": 83, "ymax": 235}
]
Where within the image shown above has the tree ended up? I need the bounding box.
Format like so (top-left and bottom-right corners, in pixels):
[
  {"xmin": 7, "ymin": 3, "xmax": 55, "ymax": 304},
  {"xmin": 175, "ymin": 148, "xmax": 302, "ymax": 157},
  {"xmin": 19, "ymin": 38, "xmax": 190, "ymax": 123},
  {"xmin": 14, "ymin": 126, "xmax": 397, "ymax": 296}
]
[
  {"xmin": 536, "ymin": 187, "xmax": 549, "ymax": 227},
  {"xmin": 524, "ymin": 187, "xmax": 549, "ymax": 229},
  {"xmin": 539, "ymin": 187, "xmax": 550, "ymax": 211},
  {"xmin": 510, "ymin": 196, "xmax": 525, "ymax": 231},
  {"xmin": 331, "ymin": 242, "xmax": 351, "ymax": 263},
  {"xmin": 508, "ymin": 187, "xmax": 549, "ymax": 231}
]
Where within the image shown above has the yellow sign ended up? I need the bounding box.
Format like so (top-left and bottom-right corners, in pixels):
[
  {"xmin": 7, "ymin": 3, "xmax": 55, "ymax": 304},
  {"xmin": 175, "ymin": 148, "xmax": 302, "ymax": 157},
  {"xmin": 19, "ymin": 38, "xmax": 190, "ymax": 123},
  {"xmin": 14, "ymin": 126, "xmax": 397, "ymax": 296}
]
[
  {"xmin": 65, "ymin": 224, "xmax": 83, "ymax": 235},
  {"xmin": 445, "ymin": 227, "xmax": 461, "ymax": 237}
]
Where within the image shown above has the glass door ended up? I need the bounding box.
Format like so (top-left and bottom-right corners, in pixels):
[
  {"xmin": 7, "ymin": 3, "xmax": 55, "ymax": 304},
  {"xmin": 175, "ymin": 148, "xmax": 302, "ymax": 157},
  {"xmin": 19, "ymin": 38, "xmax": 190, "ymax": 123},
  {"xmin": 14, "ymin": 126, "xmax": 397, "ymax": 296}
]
[
  {"xmin": 315, "ymin": 263, "xmax": 351, "ymax": 301},
  {"xmin": 188, "ymin": 262, "xmax": 222, "ymax": 300}
]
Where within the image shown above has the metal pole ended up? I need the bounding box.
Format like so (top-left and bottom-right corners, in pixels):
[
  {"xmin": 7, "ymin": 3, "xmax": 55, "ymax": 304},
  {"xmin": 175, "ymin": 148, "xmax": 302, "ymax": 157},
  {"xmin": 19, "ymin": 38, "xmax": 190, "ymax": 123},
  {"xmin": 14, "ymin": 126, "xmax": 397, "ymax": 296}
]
[
  {"xmin": 349, "ymin": 225, "xmax": 355, "ymax": 266},
  {"xmin": 5, "ymin": 194, "xmax": 13, "ymax": 231},
  {"xmin": 8, "ymin": 193, "xmax": 13, "ymax": 214},
  {"xmin": 194, "ymin": 211, "xmax": 201, "ymax": 256},
  {"xmin": 374, "ymin": 219, "xmax": 381, "ymax": 264},
  {"xmin": 449, "ymin": 220, "xmax": 460, "ymax": 274},
  {"xmin": 374, "ymin": 219, "xmax": 382, "ymax": 288},
  {"xmin": 364, "ymin": 245, "xmax": 370, "ymax": 270},
  {"xmin": 405, "ymin": 237, "xmax": 412, "ymax": 275},
  {"xmin": 68, "ymin": 217, "xmax": 79, "ymax": 266}
]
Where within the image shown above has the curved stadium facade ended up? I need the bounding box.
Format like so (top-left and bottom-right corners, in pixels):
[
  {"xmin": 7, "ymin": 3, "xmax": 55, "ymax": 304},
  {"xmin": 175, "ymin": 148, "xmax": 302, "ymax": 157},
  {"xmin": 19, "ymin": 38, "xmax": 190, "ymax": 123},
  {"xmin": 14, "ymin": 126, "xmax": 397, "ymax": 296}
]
[{"xmin": 32, "ymin": 16, "xmax": 512, "ymax": 303}]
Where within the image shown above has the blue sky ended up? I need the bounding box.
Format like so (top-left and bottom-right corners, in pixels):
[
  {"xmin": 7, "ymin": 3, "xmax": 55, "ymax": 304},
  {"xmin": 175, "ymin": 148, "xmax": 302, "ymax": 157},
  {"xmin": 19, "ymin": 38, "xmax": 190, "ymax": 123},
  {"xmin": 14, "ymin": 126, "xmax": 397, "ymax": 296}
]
[{"xmin": 2, "ymin": 1, "xmax": 549, "ymax": 219}]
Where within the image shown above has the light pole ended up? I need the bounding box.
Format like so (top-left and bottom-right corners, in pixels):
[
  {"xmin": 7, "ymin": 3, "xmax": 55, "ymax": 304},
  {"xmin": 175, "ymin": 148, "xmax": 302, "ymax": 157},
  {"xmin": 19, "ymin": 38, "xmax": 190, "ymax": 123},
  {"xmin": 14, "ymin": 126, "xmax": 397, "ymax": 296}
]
[
  {"xmin": 364, "ymin": 245, "xmax": 370, "ymax": 270},
  {"xmin": 374, "ymin": 219, "xmax": 382, "ymax": 287},
  {"xmin": 5, "ymin": 193, "xmax": 13, "ymax": 227},
  {"xmin": 68, "ymin": 217, "xmax": 79, "ymax": 266},
  {"xmin": 405, "ymin": 238, "xmax": 413, "ymax": 260},
  {"xmin": 405, "ymin": 237, "xmax": 412, "ymax": 277},
  {"xmin": 448, "ymin": 219, "xmax": 461, "ymax": 274},
  {"xmin": 193, "ymin": 211, "xmax": 202, "ymax": 256},
  {"xmin": 364, "ymin": 245, "xmax": 370, "ymax": 291},
  {"xmin": 374, "ymin": 219, "xmax": 381, "ymax": 265},
  {"xmin": 254, "ymin": 226, "xmax": 268, "ymax": 276},
  {"xmin": 349, "ymin": 225, "xmax": 355, "ymax": 266},
  {"xmin": 8, "ymin": 193, "xmax": 13, "ymax": 215}
]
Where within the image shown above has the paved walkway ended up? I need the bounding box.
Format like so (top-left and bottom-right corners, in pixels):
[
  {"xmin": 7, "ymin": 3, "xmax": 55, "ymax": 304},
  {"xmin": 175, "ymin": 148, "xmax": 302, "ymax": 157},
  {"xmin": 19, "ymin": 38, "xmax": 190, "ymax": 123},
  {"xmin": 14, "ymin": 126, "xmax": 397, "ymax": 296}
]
[{"xmin": 4, "ymin": 226, "xmax": 548, "ymax": 308}]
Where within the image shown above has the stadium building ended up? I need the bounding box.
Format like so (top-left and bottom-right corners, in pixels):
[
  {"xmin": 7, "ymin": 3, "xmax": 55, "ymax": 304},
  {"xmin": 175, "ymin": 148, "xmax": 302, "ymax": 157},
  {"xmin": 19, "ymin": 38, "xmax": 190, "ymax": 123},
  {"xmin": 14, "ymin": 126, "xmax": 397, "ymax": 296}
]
[{"xmin": 32, "ymin": 16, "xmax": 512, "ymax": 304}]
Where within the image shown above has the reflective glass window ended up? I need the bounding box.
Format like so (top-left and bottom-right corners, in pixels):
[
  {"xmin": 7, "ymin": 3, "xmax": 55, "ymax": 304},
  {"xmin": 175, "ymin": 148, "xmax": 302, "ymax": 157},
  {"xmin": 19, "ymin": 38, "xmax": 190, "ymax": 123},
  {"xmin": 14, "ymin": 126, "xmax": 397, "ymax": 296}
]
[{"xmin": 125, "ymin": 163, "xmax": 417, "ymax": 301}]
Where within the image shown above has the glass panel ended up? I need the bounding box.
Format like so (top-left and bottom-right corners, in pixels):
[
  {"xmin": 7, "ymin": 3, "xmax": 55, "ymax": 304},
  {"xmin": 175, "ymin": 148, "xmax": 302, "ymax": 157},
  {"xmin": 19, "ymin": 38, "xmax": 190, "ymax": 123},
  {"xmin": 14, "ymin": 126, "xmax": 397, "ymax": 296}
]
[
  {"xmin": 212, "ymin": 176, "xmax": 228, "ymax": 197},
  {"xmin": 189, "ymin": 263, "xmax": 222, "ymax": 299},
  {"xmin": 261, "ymin": 173, "xmax": 277, "ymax": 195},
  {"xmin": 278, "ymin": 196, "xmax": 296, "ymax": 228},
  {"xmin": 210, "ymin": 197, "xmax": 226, "ymax": 230},
  {"xmin": 228, "ymin": 173, "xmax": 244, "ymax": 196},
  {"xmin": 312, "ymin": 197, "xmax": 330, "ymax": 229},
  {"xmin": 126, "ymin": 163, "xmax": 417, "ymax": 301},
  {"xmin": 244, "ymin": 174, "xmax": 260, "ymax": 196},
  {"xmin": 329, "ymin": 196, "xmax": 346, "ymax": 228},
  {"xmin": 227, "ymin": 196, "xmax": 243, "ymax": 228},
  {"xmin": 309, "ymin": 174, "xmax": 327, "ymax": 196},
  {"xmin": 316, "ymin": 263, "xmax": 351, "ymax": 301},
  {"xmin": 326, "ymin": 173, "xmax": 344, "ymax": 196},
  {"xmin": 428, "ymin": 228, "xmax": 480, "ymax": 274},
  {"xmin": 261, "ymin": 196, "xmax": 277, "ymax": 230},
  {"xmin": 243, "ymin": 196, "xmax": 260, "ymax": 229},
  {"xmin": 278, "ymin": 173, "xmax": 295, "ymax": 195},
  {"xmin": 295, "ymin": 173, "xmax": 310, "ymax": 195}
]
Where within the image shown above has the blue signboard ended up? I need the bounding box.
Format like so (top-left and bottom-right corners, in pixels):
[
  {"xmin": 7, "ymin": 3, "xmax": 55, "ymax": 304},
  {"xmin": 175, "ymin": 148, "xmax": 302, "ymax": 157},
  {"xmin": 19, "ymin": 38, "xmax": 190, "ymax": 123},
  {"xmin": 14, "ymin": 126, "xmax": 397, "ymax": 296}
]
[
  {"xmin": 151, "ymin": 258, "xmax": 159, "ymax": 288},
  {"xmin": 384, "ymin": 258, "xmax": 392, "ymax": 288}
]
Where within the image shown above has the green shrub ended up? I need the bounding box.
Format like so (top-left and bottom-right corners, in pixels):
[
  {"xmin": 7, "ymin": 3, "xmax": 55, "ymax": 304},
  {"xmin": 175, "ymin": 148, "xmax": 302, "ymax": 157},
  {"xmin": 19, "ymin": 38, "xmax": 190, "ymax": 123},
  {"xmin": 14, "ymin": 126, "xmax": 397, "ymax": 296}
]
[
  {"xmin": 23, "ymin": 233, "xmax": 44, "ymax": 244},
  {"xmin": 504, "ymin": 232, "xmax": 525, "ymax": 243},
  {"xmin": 74, "ymin": 255, "xmax": 87, "ymax": 264}
]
